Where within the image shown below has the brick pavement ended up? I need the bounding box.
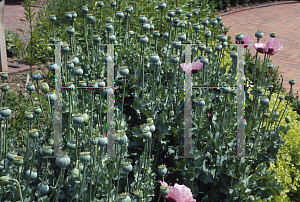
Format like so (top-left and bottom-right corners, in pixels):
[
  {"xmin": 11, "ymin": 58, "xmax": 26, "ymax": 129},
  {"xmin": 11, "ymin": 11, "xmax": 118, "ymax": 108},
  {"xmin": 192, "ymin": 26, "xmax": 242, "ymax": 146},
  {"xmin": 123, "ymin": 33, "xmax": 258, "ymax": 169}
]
[
  {"xmin": 218, "ymin": 1, "xmax": 300, "ymax": 97},
  {"xmin": 3, "ymin": 1, "xmax": 300, "ymax": 98}
]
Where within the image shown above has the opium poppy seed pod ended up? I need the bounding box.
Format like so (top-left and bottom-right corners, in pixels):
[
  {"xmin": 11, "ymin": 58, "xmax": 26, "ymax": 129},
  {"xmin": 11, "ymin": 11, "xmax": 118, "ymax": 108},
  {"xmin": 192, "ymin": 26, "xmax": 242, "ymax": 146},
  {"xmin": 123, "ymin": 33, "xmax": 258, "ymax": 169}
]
[
  {"xmin": 289, "ymin": 79, "xmax": 296, "ymax": 86},
  {"xmin": 38, "ymin": 182, "xmax": 49, "ymax": 195},
  {"xmin": 96, "ymin": 1, "xmax": 104, "ymax": 8},
  {"xmin": 93, "ymin": 35, "xmax": 101, "ymax": 43},
  {"xmin": 109, "ymin": 33, "xmax": 116, "ymax": 42},
  {"xmin": 110, "ymin": 0, "xmax": 116, "ymax": 7},
  {"xmin": 216, "ymin": 16, "xmax": 222, "ymax": 21},
  {"xmin": 71, "ymin": 11, "xmax": 77, "ymax": 18},
  {"xmin": 158, "ymin": 164, "xmax": 167, "ymax": 176},
  {"xmin": 166, "ymin": 16, "xmax": 172, "ymax": 23},
  {"xmin": 0, "ymin": 72, "xmax": 8, "ymax": 79},
  {"xmin": 67, "ymin": 140, "xmax": 76, "ymax": 150},
  {"xmin": 28, "ymin": 129, "xmax": 39, "ymax": 139},
  {"xmin": 122, "ymin": 161, "xmax": 133, "ymax": 173},
  {"xmin": 142, "ymin": 22, "xmax": 150, "ymax": 31},
  {"xmin": 105, "ymin": 23, "xmax": 113, "ymax": 31},
  {"xmin": 49, "ymin": 15, "xmax": 56, "ymax": 22},
  {"xmin": 175, "ymin": 7, "xmax": 182, "ymax": 15},
  {"xmin": 125, "ymin": 6, "xmax": 131, "ymax": 13},
  {"xmin": 260, "ymin": 96, "xmax": 269, "ymax": 107},
  {"xmin": 26, "ymin": 82, "xmax": 35, "ymax": 92},
  {"xmin": 138, "ymin": 15, "xmax": 147, "ymax": 23},
  {"xmin": 65, "ymin": 12, "xmax": 72, "ymax": 20},
  {"xmin": 139, "ymin": 35, "xmax": 148, "ymax": 44},
  {"xmin": 86, "ymin": 14, "xmax": 93, "ymax": 22},
  {"xmin": 105, "ymin": 17, "xmax": 113, "ymax": 23},
  {"xmin": 230, "ymin": 51, "xmax": 238, "ymax": 59},
  {"xmin": 173, "ymin": 17, "xmax": 180, "ymax": 24},
  {"xmin": 204, "ymin": 30, "xmax": 211, "ymax": 39},
  {"xmin": 205, "ymin": 47, "xmax": 212, "ymax": 55},
  {"xmin": 199, "ymin": 44, "xmax": 206, "ymax": 51},
  {"xmin": 160, "ymin": 186, "xmax": 169, "ymax": 197},
  {"xmin": 73, "ymin": 114, "xmax": 84, "ymax": 125},
  {"xmin": 235, "ymin": 33, "xmax": 244, "ymax": 41},
  {"xmin": 270, "ymin": 32, "xmax": 276, "ymax": 38},
  {"xmin": 178, "ymin": 32, "xmax": 186, "ymax": 41},
  {"xmin": 134, "ymin": 190, "xmax": 143, "ymax": 199},
  {"xmin": 82, "ymin": 6, "xmax": 89, "ymax": 14},
  {"xmin": 73, "ymin": 67, "xmax": 83, "ymax": 76},
  {"xmin": 79, "ymin": 152, "xmax": 91, "ymax": 163},
  {"xmin": 255, "ymin": 30, "xmax": 264, "ymax": 39},
  {"xmin": 33, "ymin": 107, "xmax": 42, "ymax": 115},
  {"xmin": 151, "ymin": 30, "xmax": 159, "ymax": 37},
  {"xmin": 97, "ymin": 135, "xmax": 108, "ymax": 147},
  {"xmin": 140, "ymin": 124, "xmax": 150, "ymax": 132},
  {"xmin": 24, "ymin": 111, "xmax": 34, "ymax": 121},
  {"xmin": 167, "ymin": 10, "xmax": 175, "ymax": 17},
  {"xmin": 163, "ymin": 32, "xmax": 169, "ymax": 39},
  {"xmin": 116, "ymin": 11, "xmax": 124, "ymax": 18},
  {"xmin": 200, "ymin": 56, "xmax": 209, "ymax": 65},
  {"xmin": 0, "ymin": 83, "xmax": 9, "ymax": 92},
  {"xmin": 211, "ymin": 18, "xmax": 218, "ymax": 26},
  {"xmin": 142, "ymin": 129, "xmax": 152, "ymax": 139},
  {"xmin": 32, "ymin": 72, "xmax": 41, "ymax": 81},
  {"xmin": 61, "ymin": 44, "xmax": 69, "ymax": 53},
  {"xmin": 193, "ymin": 9, "xmax": 199, "ymax": 16},
  {"xmin": 69, "ymin": 55, "xmax": 80, "ymax": 66},
  {"xmin": 201, "ymin": 18, "xmax": 209, "ymax": 26},
  {"xmin": 25, "ymin": 168, "xmax": 38, "ymax": 180},
  {"xmin": 170, "ymin": 55, "xmax": 179, "ymax": 64},
  {"xmin": 42, "ymin": 146, "xmax": 53, "ymax": 156},
  {"xmin": 119, "ymin": 66, "xmax": 129, "ymax": 76},
  {"xmin": 48, "ymin": 63, "xmax": 57, "ymax": 72},
  {"xmin": 66, "ymin": 26, "xmax": 75, "ymax": 35},
  {"xmin": 150, "ymin": 54, "xmax": 159, "ymax": 63},
  {"xmin": 215, "ymin": 44, "xmax": 222, "ymax": 52},
  {"xmin": 13, "ymin": 156, "xmax": 23, "ymax": 167},
  {"xmin": 186, "ymin": 12, "xmax": 192, "ymax": 18},
  {"xmin": 89, "ymin": 137, "xmax": 98, "ymax": 147},
  {"xmin": 6, "ymin": 151, "xmax": 18, "ymax": 162},
  {"xmin": 268, "ymin": 63, "xmax": 273, "ymax": 70},
  {"xmin": 197, "ymin": 98, "xmax": 205, "ymax": 107},
  {"xmin": 46, "ymin": 92, "xmax": 56, "ymax": 103},
  {"xmin": 218, "ymin": 34, "xmax": 227, "ymax": 42},
  {"xmin": 158, "ymin": 2, "xmax": 166, "ymax": 10},
  {"xmin": 66, "ymin": 61, "xmax": 74, "ymax": 70},
  {"xmin": 55, "ymin": 153, "xmax": 70, "ymax": 169},
  {"xmin": 285, "ymin": 116, "xmax": 291, "ymax": 123}
]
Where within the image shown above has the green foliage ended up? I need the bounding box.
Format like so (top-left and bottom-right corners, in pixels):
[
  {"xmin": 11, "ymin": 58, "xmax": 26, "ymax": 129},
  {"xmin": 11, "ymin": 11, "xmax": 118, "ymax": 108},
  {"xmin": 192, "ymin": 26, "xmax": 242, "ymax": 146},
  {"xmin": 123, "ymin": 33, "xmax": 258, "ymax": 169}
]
[{"xmin": 5, "ymin": 30, "xmax": 25, "ymax": 58}]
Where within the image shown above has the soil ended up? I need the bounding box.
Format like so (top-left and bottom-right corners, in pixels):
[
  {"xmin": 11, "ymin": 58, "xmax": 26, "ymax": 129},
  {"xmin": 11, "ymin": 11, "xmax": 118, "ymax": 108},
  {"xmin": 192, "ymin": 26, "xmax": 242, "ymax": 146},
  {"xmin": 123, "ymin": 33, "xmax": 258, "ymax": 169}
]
[{"xmin": 5, "ymin": 0, "xmax": 288, "ymax": 97}]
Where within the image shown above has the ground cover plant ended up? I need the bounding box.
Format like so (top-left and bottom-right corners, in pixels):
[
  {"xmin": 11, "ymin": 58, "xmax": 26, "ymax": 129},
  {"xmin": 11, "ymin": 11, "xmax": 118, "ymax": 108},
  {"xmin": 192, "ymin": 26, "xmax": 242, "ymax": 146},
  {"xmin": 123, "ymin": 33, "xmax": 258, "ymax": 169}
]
[{"xmin": 0, "ymin": 0, "xmax": 299, "ymax": 201}]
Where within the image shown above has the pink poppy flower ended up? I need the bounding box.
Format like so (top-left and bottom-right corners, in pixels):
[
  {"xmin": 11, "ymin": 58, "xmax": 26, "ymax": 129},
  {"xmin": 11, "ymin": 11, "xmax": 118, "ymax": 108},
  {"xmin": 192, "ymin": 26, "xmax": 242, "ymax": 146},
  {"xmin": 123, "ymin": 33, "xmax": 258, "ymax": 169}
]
[
  {"xmin": 160, "ymin": 181, "xmax": 196, "ymax": 202},
  {"xmin": 235, "ymin": 34, "xmax": 253, "ymax": 48},
  {"xmin": 253, "ymin": 38, "xmax": 283, "ymax": 56},
  {"xmin": 180, "ymin": 62, "xmax": 203, "ymax": 74}
]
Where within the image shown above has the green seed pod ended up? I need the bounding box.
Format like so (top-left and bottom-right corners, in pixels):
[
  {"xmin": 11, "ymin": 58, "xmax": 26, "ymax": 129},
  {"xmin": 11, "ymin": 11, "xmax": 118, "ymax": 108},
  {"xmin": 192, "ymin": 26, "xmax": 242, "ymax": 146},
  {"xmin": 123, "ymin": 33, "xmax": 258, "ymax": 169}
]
[
  {"xmin": 142, "ymin": 130, "xmax": 152, "ymax": 140},
  {"xmin": 72, "ymin": 168, "xmax": 80, "ymax": 180},
  {"xmin": 40, "ymin": 83, "xmax": 50, "ymax": 94},
  {"xmin": 0, "ymin": 176, "xmax": 11, "ymax": 186},
  {"xmin": 33, "ymin": 106, "xmax": 41, "ymax": 115},
  {"xmin": 66, "ymin": 140, "xmax": 76, "ymax": 150},
  {"xmin": 55, "ymin": 152, "xmax": 70, "ymax": 169},
  {"xmin": 158, "ymin": 164, "xmax": 167, "ymax": 176},
  {"xmin": 28, "ymin": 129, "xmax": 39, "ymax": 139},
  {"xmin": 122, "ymin": 162, "xmax": 133, "ymax": 173},
  {"xmin": 79, "ymin": 152, "xmax": 91, "ymax": 163},
  {"xmin": 160, "ymin": 186, "xmax": 169, "ymax": 197},
  {"xmin": 25, "ymin": 111, "xmax": 34, "ymax": 121},
  {"xmin": 134, "ymin": 190, "xmax": 143, "ymax": 199},
  {"xmin": 285, "ymin": 116, "xmax": 291, "ymax": 123},
  {"xmin": 0, "ymin": 107, "xmax": 11, "ymax": 117},
  {"xmin": 42, "ymin": 146, "xmax": 53, "ymax": 156},
  {"xmin": 13, "ymin": 156, "xmax": 24, "ymax": 166}
]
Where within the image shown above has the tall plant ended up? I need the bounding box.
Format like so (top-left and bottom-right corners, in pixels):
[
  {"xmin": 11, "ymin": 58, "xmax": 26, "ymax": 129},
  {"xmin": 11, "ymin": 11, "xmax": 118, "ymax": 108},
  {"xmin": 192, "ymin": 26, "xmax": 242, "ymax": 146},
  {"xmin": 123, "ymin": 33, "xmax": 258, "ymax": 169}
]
[{"xmin": 17, "ymin": 0, "xmax": 38, "ymax": 79}]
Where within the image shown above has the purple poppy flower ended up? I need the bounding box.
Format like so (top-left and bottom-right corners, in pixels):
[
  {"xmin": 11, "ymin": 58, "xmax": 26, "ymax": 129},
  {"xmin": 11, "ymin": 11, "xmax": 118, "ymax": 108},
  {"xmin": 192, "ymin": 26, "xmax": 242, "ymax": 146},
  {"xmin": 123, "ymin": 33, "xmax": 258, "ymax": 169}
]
[
  {"xmin": 253, "ymin": 38, "xmax": 283, "ymax": 56},
  {"xmin": 180, "ymin": 62, "xmax": 203, "ymax": 74},
  {"xmin": 235, "ymin": 34, "xmax": 253, "ymax": 48}
]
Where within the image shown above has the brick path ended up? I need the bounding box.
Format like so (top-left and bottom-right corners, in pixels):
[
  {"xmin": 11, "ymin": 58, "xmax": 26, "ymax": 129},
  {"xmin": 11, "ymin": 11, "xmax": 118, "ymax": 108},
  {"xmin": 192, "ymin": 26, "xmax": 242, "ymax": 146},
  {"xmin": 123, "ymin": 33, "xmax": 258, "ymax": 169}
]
[
  {"xmin": 218, "ymin": 1, "xmax": 300, "ymax": 97},
  {"xmin": 3, "ymin": 1, "xmax": 300, "ymax": 98}
]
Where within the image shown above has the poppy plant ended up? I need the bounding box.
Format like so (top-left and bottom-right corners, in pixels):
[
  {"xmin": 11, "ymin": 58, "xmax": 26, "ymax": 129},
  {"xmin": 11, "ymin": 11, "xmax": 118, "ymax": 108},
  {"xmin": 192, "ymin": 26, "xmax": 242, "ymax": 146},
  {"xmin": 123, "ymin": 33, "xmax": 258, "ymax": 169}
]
[
  {"xmin": 253, "ymin": 38, "xmax": 283, "ymax": 56},
  {"xmin": 180, "ymin": 61, "xmax": 203, "ymax": 74},
  {"xmin": 160, "ymin": 181, "xmax": 196, "ymax": 202},
  {"xmin": 235, "ymin": 33, "xmax": 253, "ymax": 48}
]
